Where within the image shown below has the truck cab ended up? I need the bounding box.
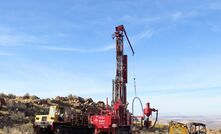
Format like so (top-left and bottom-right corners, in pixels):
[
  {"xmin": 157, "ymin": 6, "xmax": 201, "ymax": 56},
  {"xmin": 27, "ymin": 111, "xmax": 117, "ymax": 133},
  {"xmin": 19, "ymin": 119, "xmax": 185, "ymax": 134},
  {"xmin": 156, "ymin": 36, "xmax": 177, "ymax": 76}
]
[{"xmin": 34, "ymin": 106, "xmax": 67, "ymax": 133}]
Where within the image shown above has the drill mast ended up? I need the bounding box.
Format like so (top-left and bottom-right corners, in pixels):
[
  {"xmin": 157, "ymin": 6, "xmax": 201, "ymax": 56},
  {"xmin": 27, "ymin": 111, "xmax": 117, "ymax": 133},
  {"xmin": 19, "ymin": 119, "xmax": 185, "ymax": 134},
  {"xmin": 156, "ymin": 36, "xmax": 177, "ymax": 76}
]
[
  {"xmin": 112, "ymin": 25, "xmax": 134, "ymax": 125},
  {"xmin": 90, "ymin": 25, "xmax": 157, "ymax": 134},
  {"xmin": 113, "ymin": 25, "xmax": 134, "ymax": 104}
]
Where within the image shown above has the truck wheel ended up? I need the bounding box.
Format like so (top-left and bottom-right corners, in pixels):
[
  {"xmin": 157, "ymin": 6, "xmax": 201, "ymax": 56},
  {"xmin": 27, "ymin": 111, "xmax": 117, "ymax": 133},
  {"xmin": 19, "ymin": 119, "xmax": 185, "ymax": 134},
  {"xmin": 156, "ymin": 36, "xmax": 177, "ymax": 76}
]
[{"xmin": 56, "ymin": 127, "xmax": 64, "ymax": 134}]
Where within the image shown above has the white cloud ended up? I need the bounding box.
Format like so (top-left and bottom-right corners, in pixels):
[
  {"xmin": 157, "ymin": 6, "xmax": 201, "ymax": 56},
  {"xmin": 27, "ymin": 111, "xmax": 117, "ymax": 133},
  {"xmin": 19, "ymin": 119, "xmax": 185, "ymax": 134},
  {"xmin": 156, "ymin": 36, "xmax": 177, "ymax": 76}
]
[
  {"xmin": 0, "ymin": 26, "xmax": 47, "ymax": 46},
  {"xmin": 171, "ymin": 12, "xmax": 183, "ymax": 20},
  {"xmin": 43, "ymin": 29, "xmax": 154, "ymax": 53},
  {"xmin": 121, "ymin": 10, "xmax": 199, "ymax": 27},
  {"xmin": 171, "ymin": 11, "xmax": 199, "ymax": 21},
  {"xmin": 42, "ymin": 44, "xmax": 115, "ymax": 53},
  {"xmin": 0, "ymin": 34, "xmax": 47, "ymax": 46},
  {"xmin": 133, "ymin": 29, "xmax": 155, "ymax": 41},
  {"xmin": 102, "ymin": 44, "xmax": 115, "ymax": 51}
]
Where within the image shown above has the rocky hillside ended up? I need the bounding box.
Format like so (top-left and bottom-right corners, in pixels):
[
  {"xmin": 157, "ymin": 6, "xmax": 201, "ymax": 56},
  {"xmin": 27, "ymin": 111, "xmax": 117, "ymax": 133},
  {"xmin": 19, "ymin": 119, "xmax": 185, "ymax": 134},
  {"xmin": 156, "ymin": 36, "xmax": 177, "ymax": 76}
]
[
  {"xmin": 0, "ymin": 93, "xmax": 221, "ymax": 134},
  {"xmin": 0, "ymin": 93, "xmax": 105, "ymax": 131}
]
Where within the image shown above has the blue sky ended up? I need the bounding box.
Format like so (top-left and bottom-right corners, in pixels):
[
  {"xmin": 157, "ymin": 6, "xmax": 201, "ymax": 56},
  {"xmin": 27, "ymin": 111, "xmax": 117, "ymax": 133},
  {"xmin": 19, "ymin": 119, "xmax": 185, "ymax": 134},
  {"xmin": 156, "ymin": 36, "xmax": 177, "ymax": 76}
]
[{"xmin": 0, "ymin": 0, "xmax": 221, "ymax": 115}]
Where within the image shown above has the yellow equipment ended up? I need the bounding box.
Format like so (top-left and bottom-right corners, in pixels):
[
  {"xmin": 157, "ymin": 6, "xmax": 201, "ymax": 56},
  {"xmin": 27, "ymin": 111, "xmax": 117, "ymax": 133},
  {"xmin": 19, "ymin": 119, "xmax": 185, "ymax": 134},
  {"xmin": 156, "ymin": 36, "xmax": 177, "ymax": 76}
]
[
  {"xmin": 169, "ymin": 121, "xmax": 207, "ymax": 134},
  {"xmin": 34, "ymin": 105, "xmax": 92, "ymax": 134},
  {"xmin": 35, "ymin": 106, "xmax": 64, "ymax": 126},
  {"xmin": 169, "ymin": 121, "xmax": 189, "ymax": 134}
]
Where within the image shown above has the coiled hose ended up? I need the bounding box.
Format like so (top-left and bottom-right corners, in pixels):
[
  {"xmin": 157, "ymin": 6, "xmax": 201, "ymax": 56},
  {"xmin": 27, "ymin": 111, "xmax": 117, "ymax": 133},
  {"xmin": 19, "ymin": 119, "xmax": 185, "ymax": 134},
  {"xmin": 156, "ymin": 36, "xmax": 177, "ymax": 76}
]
[
  {"xmin": 132, "ymin": 96, "xmax": 144, "ymax": 131},
  {"xmin": 132, "ymin": 97, "xmax": 158, "ymax": 129},
  {"xmin": 150, "ymin": 109, "xmax": 158, "ymax": 129}
]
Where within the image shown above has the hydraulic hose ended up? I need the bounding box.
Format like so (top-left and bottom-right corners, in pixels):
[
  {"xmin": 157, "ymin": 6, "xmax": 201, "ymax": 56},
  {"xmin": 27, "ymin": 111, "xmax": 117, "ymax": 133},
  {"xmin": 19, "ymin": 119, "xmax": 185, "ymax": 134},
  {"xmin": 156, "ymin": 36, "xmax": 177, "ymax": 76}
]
[
  {"xmin": 132, "ymin": 97, "xmax": 159, "ymax": 129},
  {"xmin": 132, "ymin": 96, "xmax": 145, "ymax": 131},
  {"xmin": 150, "ymin": 109, "xmax": 158, "ymax": 129},
  {"xmin": 132, "ymin": 96, "xmax": 144, "ymax": 116},
  {"xmin": 131, "ymin": 78, "xmax": 158, "ymax": 129}
]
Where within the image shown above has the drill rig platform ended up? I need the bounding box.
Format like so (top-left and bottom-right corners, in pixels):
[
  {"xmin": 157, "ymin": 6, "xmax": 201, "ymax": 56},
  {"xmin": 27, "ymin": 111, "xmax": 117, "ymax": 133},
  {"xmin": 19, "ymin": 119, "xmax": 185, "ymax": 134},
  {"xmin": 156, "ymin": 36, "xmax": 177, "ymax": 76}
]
[{"xmin": 90, "ymin": 25, "xmax": 158, "ymax": 134}]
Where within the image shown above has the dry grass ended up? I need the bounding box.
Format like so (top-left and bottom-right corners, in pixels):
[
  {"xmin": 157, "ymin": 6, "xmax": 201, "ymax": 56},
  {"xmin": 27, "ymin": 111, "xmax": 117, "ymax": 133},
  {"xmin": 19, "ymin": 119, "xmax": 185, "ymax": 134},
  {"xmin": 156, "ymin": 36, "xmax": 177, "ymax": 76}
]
[
  {"xmin": 207, "ymin": 129, "xmax": 221, "ymax": 134},
  {"xmin": 140, "ymin": 123, "xmax": 169, "ymax": 134},
  {"xmin": 0, "ymin": 123, "xmax": 34, "ymax": 134}
]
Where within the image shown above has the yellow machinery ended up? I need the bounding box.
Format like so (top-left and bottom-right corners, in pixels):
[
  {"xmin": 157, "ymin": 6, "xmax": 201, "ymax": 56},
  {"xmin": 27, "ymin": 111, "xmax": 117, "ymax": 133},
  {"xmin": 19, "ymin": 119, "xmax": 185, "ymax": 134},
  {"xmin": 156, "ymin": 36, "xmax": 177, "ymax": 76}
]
[
  {"xmin": 169, "ymin": 121, "xmax": 189, "ymax": 134},
  {"xmin": 169, "ymin": 121, "xmax": 207, "ymax": 134},
  {"xmin": 34, "ymin": 105, "xmax": 92, "ymax": 134}
]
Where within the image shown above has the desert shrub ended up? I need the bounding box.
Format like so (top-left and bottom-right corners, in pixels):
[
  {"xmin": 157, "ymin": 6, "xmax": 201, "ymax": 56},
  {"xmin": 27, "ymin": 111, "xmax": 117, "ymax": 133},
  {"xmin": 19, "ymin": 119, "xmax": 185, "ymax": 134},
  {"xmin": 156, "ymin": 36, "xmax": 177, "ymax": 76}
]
[
  {"xmin": 24, "ymin": 107, "xmax": 34, "ymax": 117},
  {"xmin": 7, "ymin": 100, "xmax": 16, "ymax": 111},
  {"xmin": 10, "ymin": 111, "xmax": 28, "ymax": 124},
  {"xmin": 55, "ymin": 96, "xmax": 68, "ymax": 101},
  {"xmin": 16, "ymin": 103, "xmax": 27, "ymax": 112},
  {"xmin": 67, "ymin": 94, "xmax": 74, "ymax": 100},
  {"xmin": 42, "ymin": 108, "xmax": 49, "ymax": 114},
  {"xmin": 25, "ymin": 104, "xmax": 41, "ymax": 116},
  {"xmin": 0, "ymin": 93, "xmax": 7, "ymax": 98},
  {"xmin": 50, "ymin": 99, "xmax": 59, "ymax": 104},
  {"xmin": 67, "ymin": 94, "xmax": 77, "ymax": 100},
  {"xmin": 23, "ymin": 93, "xmax": 30, "ymax": 99},
  {"xmin": 85, "ymin": 98, "xmax": 93, "ymax": 103},
  {"xmin": 78, "ymin": 96, "xmax": 85, "ymax": 103},
  {"xmin": 0, "ymin": 116, "xmax": 10, "ymax": 128},
  {"xmin": 7, "ymin": 93, "xmax": 16, "ymax": 99},
  {"xmin": 30, "ymin": 95, "xmax": 39, "ymax": 100}
]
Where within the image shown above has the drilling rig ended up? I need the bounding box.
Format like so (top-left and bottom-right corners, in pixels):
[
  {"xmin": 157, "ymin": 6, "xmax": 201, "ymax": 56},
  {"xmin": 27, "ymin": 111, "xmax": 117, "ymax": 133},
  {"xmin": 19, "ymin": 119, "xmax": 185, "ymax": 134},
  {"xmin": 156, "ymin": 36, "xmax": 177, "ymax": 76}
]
[{"xmin": 90, "ymin": 25, "xmax": 158, "ymax": 134}]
